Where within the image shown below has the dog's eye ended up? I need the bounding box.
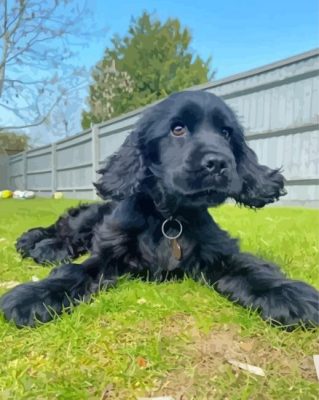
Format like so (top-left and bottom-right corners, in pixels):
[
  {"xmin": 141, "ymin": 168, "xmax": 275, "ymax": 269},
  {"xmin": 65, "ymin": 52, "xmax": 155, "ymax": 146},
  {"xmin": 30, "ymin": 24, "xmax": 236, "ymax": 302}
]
[
  {"xmin": 221, "ymin": 127, "xmax": 232, "ymax": 140},
  {"xmin": 171, "ymin": 123, "xmax": 187, "ymax": 137}
]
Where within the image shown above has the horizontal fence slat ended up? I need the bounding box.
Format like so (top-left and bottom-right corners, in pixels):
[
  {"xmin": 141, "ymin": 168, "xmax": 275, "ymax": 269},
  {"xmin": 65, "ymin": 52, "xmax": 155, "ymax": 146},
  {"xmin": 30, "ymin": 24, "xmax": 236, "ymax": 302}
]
[
  {"xmin": 56, "ymin": 187, "xmax": 93, "ymax": 191},
  {"xmin": 26, "ymin": 150, "xmax": 52, "ymax": 159},
  {"xmin": 56, "ymin": 162, "xmax": 92, "ymax": 172},
  {"xmin": 56, "ymin": 136, "xmax": 91, "ymax": 151},
  {"xmin": 27, "ymin": 169, "xmax": 52, "ymax": 175}
]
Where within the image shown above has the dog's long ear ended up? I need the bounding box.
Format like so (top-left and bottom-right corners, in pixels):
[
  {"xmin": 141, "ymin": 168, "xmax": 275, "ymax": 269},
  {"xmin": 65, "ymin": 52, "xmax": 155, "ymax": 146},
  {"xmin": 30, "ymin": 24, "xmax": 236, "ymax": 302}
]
[
  {"xmin": 94, "ymin": 131, "xmax": 145, "ymax": 200},
  {"xmin": 233, "ymin": 142, "xmax": 286, "ymax": 208}
]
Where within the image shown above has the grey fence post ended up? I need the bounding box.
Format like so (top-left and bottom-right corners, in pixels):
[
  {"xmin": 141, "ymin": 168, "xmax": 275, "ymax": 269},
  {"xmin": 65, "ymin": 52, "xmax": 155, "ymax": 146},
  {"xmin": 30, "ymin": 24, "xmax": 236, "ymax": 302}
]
[
  {"xmin": 52, "ymin": 143, "xmax": 57, "ymax": 195},
  {"xmin": 22, "ymin": 151, "xmax": 27, "ymax": 190},
  {"xmin": 0, "ymin": 153, "xmax": 9, "ymax": 189},
  {"xmin": 91, "ymin": 125, "xmax": 100, "ymax": 200}
]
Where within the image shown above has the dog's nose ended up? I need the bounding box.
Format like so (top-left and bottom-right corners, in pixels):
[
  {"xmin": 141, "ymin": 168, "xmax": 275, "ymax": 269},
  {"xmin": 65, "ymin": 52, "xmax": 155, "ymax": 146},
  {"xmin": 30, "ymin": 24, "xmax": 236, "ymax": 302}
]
[{"xmin": 202, "ymin": 155, "xmax": 228, "ymax": 174}]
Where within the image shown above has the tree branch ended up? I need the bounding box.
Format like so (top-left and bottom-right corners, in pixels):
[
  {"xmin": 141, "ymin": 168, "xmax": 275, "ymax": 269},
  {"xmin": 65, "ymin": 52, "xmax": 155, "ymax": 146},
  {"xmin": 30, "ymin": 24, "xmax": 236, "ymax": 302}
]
[
  {"xmin": 0, "ymin": 0, "xmax": 9, "ymax": 96},
  {"xmin": 0, "ymin": 93, "xmax": 62, "ymax": 131}
]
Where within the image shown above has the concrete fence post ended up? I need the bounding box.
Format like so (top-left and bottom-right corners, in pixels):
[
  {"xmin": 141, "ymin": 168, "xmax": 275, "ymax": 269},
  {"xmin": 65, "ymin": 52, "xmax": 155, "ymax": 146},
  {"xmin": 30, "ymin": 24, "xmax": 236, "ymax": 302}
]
[
  {"xmin": 51, "ymin": 143, "xmax": 57, "ymax": 195},
  {"xmin": 91, "ymin": 125, "xmax": 100, "ymax": 200},
  {"xmin": 22, "ymin": 151, "xmax": 27, "ymax": 190},
  {"xmin": 0, "ymin": 153, "xmax": 9, "ymax": 189}
]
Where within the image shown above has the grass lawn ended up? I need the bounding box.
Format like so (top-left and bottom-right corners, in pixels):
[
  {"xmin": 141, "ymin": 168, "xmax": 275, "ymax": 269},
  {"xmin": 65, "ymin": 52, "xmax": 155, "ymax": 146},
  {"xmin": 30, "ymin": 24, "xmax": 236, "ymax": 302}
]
[{"xmin": 0, "ymin": 198, "xmax": 318, "ymax": 399}]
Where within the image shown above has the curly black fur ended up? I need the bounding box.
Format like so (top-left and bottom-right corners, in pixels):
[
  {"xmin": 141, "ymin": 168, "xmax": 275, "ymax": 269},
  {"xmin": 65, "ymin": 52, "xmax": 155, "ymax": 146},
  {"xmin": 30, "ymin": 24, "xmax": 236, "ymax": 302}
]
[{"xmin": 1, "ymin": 90, "xmax": 318, "ymax": 328}]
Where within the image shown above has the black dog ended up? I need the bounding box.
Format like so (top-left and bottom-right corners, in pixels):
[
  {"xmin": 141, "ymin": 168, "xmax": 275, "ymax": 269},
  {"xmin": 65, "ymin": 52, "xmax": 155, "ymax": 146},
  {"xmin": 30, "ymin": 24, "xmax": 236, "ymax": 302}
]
[{"xmin": 1, "ymin": 90, "xmax": 318, "ymax": 328}]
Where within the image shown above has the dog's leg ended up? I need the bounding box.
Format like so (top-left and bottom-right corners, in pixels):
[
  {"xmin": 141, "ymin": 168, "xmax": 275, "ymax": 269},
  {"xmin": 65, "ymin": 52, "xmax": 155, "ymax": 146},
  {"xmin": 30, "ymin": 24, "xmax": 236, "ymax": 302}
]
[
  {"xmin": 0, "ymin": 257, "xmax": 116, "ymax": 327},
  {"xmin": 15, "ymin": 225, "xmax": 59, "ymax": 263},
  {"xmin": 16, "ymin": 203, "xmax": 112, "ymax": 265},
  {"xmin": 213, "ymin": 253, "xmax": 319, "ymax": 328}
]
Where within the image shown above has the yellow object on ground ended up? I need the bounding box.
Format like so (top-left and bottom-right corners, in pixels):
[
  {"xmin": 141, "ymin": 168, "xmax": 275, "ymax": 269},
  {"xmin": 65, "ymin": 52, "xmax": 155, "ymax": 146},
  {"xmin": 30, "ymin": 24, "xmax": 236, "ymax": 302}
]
[
  {"xmin": 0, "ymin": 190, "xmax": 13, "ymax": 199},
  {"xmin": 53, "ymin": 192, "xmax": 64, "ymax": 199}
]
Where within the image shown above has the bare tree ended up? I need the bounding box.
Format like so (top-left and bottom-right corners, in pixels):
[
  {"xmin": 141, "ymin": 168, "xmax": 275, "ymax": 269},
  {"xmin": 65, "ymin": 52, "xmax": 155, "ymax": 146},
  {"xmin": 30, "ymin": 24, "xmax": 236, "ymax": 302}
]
[
  {"xmin": 0, "ymin": 0, "xmax": 105, "ymax": 132},
  {"xmin": 47, "ymin": 89, "xmax": 82, "ymax": 137}
]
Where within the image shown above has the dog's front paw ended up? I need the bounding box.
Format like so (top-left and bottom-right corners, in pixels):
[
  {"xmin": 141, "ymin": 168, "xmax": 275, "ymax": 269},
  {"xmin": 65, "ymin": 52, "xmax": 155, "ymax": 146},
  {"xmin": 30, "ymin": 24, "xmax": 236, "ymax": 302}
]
[
  {"xmin": 1, "ymin": 264, "xmax": 92, "ymax": 327},
  {"xmin": 260, "ymin": 280, "xmax": 319, "ymax": 329},
  {"xmin": 16, "ymin": 230, "xmax": 71, "ymax": 265},
  {"xmin": 16, "ymin": 228, "xmax": 48, "ymax": 257},
  {"xmin": 0, "ymin": 281, "xmax": 68, "ymax": 327}
]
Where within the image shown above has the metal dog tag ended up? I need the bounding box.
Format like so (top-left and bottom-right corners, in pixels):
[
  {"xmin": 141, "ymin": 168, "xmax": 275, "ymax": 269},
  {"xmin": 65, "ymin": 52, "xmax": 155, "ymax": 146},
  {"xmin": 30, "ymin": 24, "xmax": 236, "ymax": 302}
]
[
  {"xmin": 162, "ymin": 217, "xmax": 183, "ymax": 261},
  {"xmin": 171, "ymin": 239, "xmax": 182, "ymax": 260}
]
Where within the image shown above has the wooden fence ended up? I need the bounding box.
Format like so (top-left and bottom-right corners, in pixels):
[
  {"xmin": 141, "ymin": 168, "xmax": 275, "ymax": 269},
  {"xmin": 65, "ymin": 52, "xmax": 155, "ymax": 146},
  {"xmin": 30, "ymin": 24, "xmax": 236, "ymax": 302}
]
[{"xmin": 3, "ymin": 48, "xmax": 319, "ymax": 206}]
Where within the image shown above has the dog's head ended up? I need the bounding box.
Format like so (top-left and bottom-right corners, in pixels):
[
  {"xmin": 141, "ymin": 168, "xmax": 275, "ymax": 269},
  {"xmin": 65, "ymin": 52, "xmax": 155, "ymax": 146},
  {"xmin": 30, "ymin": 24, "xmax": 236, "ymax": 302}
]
[{"xmin": 95, "ymin": 90, "xmax": 286, "ymax": 210}]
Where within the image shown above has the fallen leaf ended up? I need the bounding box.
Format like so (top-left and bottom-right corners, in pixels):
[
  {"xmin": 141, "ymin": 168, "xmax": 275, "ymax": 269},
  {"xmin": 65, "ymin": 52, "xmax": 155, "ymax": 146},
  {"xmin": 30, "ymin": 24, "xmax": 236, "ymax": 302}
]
[
  {"xmin": 239, "ymin": 341, "xmax": 254, "ymax": 352},
  {"xmin": 228, "ymin": 359, "xmax": 265, "ymax": 376},
  {"xmin": 136, "ymin": 356, "xmax": 148, "ymax": 368}
]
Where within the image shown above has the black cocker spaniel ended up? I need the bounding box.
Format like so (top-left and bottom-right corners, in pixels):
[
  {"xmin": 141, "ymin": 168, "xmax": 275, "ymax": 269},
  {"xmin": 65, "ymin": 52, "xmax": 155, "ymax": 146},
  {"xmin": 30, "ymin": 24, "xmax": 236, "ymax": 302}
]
[{"xmin": 1, "ymin": 90, "xmax": 318, "ymax": 328}]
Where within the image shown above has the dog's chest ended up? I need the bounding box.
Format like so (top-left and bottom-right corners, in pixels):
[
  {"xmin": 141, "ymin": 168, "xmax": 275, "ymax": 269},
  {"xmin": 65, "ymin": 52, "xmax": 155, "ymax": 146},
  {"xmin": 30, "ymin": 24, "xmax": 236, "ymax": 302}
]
[{"xmin": 137, "ymin": 219, "xmax": 197, "ymax": 272}]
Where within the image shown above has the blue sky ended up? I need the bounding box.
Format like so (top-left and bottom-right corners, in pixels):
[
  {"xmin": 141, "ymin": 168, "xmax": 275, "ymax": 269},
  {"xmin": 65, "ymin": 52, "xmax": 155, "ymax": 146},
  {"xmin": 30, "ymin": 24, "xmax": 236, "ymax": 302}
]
[
  {"xmin": 6, "ymin": 0, "xmax": 319, "ymax": 142},
  {"xmin": 82, "ymin": 0, "xmax": 319, "ymax": 79}
]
